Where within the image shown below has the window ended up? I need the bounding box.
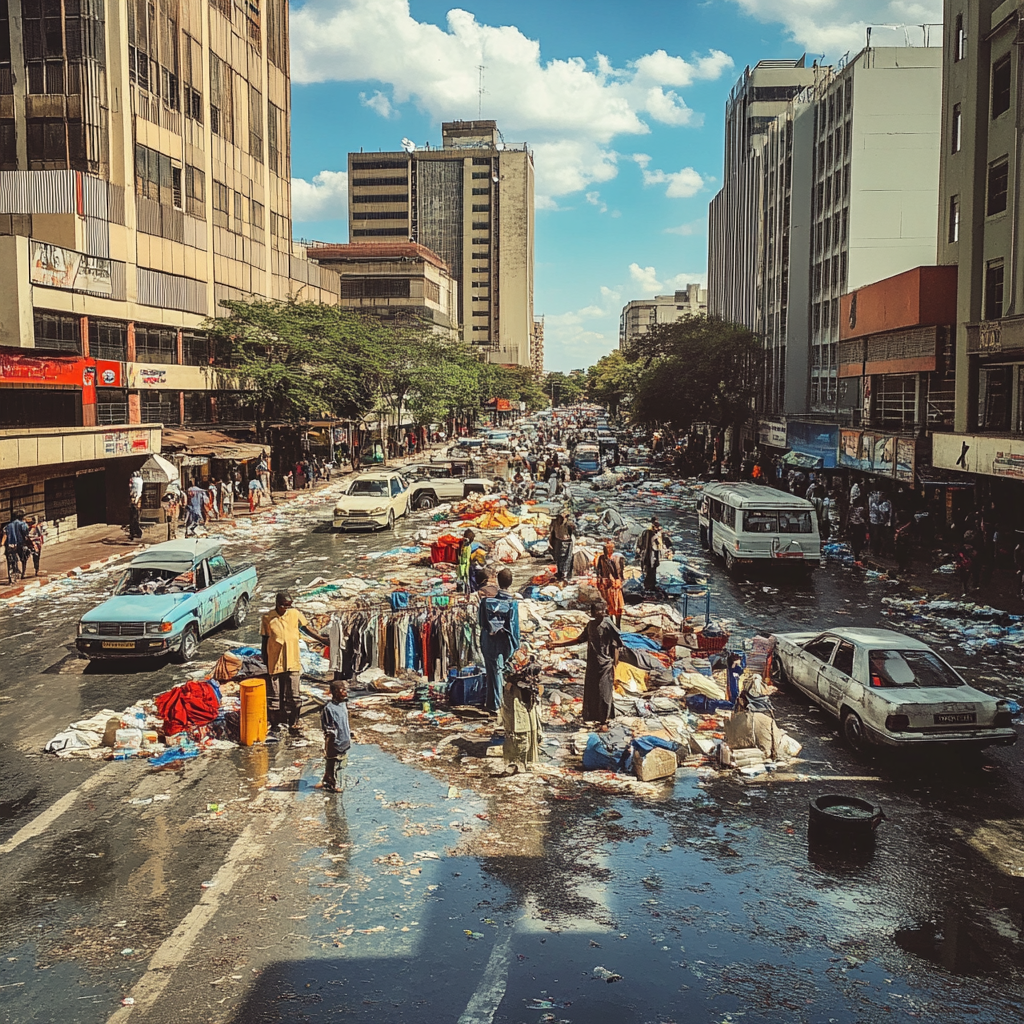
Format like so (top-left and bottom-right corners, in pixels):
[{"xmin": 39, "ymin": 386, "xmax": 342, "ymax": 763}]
[
  {"xmin": 209, "ymin": 52, "xmax": 233, "ymax": 142},
  {"xmin": 985, "ymin": 259, "xmax": 1005, "ymax": 320},
  {"xmin": 954, "ymin": 14, "xmax": 966, "ymax": 62},
  {"xmin": 171, "ymin": 167, "xmax": 182, "ymax": 209},
  {"xmin": 185, "ymin": 165, "xmax": 205, "ymax": 216},
  {"xmin": 212, "ymin": 180, "xmax": 230, "ymax": 227},
  {"xmin": 352, "ymin": 194, "xmax": 407, "ymax": 204},
  {"xmin": 471, "ymin": 171, "xmax": 489, "ymax": 179},
  {"xmin": 233, "ymin": 190, "xmax": 244, "ymax": 229},
  {"xmin": 951, "ymin": 103, "xmax": 962, "ymax": 154},
  {"xmin": 988, "ymin": 158, "xmax": 1009, "ymax": 215},
  {"xmin": 248, "ymin": 85, "xmax": 263, "ymax": 161},
  {"xmin": 472, "ymin": 237, "xmax": 489, "ymax": 245},
  {"xmin": 89, "ymin": 321, "xmax": 127, "ymax": 361},
  {"xmin": 140, "ymin": 390, "xmax": 181, "ymax": 425},
  {"xmin": 351, "ymin": 176, "xmax": 407, "ymax": 187},
  {"xmin": 135, "ymin": 326, "xmax": 178, "ymax": 364},
  {"xmin": 182, "ymin": 333, "xmax": 210, "ymax": 366},
  {"xmin": 992, "ymin": 55, "xmax": 1012, "ymax": 119},
  {"xmin": 948, "ymin": 194, "xmax": 960, "ymax": 243},
  {"xmin": 832, "ymin": 641, "xmax": 855, "ymax": 677},
  {"xmin": 251, "ymin": 199, "xmax": 264, "ymax": 229},
  {"xmin": 267, "ymin": 101, "xmax": 286, "ymax": 175},
  {"xmin": 341, "ymin": 278, "xmax": 411, "ymax": 298},
  {"xmin": 472, "ymin": 221, "xmax": 489, "ymax": 229},
  {"xmin": 353, "ymin": 210, "xmax": 409, "ymax": 220},
  {"xmin": 471, "ymin": 187, "xmax": 490, "ymax": 195},
  {"xmin": 472, "ymin": 157, "xmax": 491, "ymax": 165},
  {"xmin": 183, "ymin": 33, "xmax": 203, "ymax": 123},
  {"xmin": 353, "ymin": 227, "xmax": 409, "ymax": 237},
  {"xmin": 804, "ymin": 637, "xmax": 838, "ymax": 664},
  {"xmin": 471, "ymin": 204, "xmax": 490, "ymax": 212},
  {"xmin": 34, "ymin": 311, "xmax": 80, "ymax": 353},
  {"xmin": 867, "ymin": 650, "xmax": 961, "ymax": 689},
  {"xmin": 207, "ymin": 555, "xmax": 231, "ymax": 582},
  {"xmin": 390, "ymin": 478, "xmax": 403, "ymax": 498},
  {"xmin": 96, "ymin": 389, "xmax": 128, "ymax": 426}
]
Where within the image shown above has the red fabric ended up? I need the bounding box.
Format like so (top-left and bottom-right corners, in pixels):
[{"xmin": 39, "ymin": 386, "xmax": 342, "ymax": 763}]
[{"xmin": 156, "ymin": 679, "xmax": 221, "ymax": 736}]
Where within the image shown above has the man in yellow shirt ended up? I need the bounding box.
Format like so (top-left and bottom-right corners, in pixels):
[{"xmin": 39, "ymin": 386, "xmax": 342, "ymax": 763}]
[{"xmin": 261, "ymin": 591, "xmax": 327, "ymax": 736}]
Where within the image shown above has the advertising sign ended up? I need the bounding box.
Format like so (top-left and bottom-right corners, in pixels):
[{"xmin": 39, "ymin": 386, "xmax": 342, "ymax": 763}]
[
  {"xmin": 787, "ymin": 421, "xmax": 839, "ymax": 468},
  {"xmin": 935, "ymin": 433, "xmax": 1024, "ymax": 480},
  {"xmin": 757, "ymin": 417, "xmax": 787, "ymax": 449},
  {"xmin": 895, "ymin": 438, "xmax": 915, "ymax": 482},
  {"xmin": 30, "ymin": 241, "xmax": 112, "ymax": 296}
]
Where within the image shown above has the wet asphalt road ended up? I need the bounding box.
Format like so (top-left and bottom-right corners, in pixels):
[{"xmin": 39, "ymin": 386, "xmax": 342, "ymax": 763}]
[{"xmin": 1, "ymin": 474, "xmax": 1023, "ymax": 1024}]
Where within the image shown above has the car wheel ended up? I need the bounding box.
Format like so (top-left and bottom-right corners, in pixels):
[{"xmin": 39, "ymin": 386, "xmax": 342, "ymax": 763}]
[
  {"xmin": 416, "ymin": 493, "xmax": 437, "ymax": 510},
  {"xmin": 229, "ymin": 595, "xmax": 249, "ymax": 629},
  {"xmin": 841, "ymin": 709, "xmax": 868, "ymax": 753},
  {"xmin": 386, "ymin": 510, "xmax": 395, "ymax": 531},
  {"xmin": 699, "ymin": 526, "xmax": 709, "ymax": 549},
  {"xmin": 172, "ymin": 624, "xmax": 199, "ymax": 664}
]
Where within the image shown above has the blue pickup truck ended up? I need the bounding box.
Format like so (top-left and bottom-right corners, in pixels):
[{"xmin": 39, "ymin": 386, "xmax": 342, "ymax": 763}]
[{"xmin": 76, "ymin": 540, "xmax": 258, "ymax": 663}]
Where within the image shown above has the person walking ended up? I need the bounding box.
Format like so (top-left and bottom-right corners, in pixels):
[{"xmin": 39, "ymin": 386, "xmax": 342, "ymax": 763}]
[
  {"xmin": 594, "ymin": 540, "xmax": 625, "ymax": 628},
  {"xmin": 637, "ymin": 517, "xmax": 666, "ymax": 592},
  {"xmin": 128, "ymin": 470, "xmax": 145, "ymax": 540},
  {"xmin": 545, "ymin": 600, "xmax": 622, "ymax": 732},
  {"xmin": 478, "ymin": 567, "xmax": 521, "ymax": 712},
  {"xmin": 261, "ymin": 590, "xmax": 328, "ymax": 736},
  {"xmin": 247, "ymin": 475, "xmax": 264, "ymax": 513},
  {"xmin": 220, "ymin": 477, "xmax": 234, "ymax": 518},
  {"xmin": 456, "ymin": 529, "xmax": 476, "ymax": 595},
  {"xmin": 207, "ymin": 478, "xmax": 220, "ymax": 521},
  {"xmin": 318, "ymin": 682, "xmax": 354, "ymax": 793},
  {"xmin": 550, "ymin": 513, "xmax": 575, "ymax": 582},
  {"xmin": 2, "ymin": 509, "xmax": 29, "ymax": 582},
  {"xmin": 501, "ymin": 655, "xmax": 543, "ymax": 767},
  {"xmin": 847, "ymin": 499, "xmax": 868, "ymax": 562},
  {"xmin": 257, "ymin": 453, "xmax": 275, "ymax": 504},
  {"xmin": 184, "ymin": 482, "xmax": 207, "ymax": 536},
  {"xmin": 25, "ymin": 516, "xmax": 46, "ymax": 576}
]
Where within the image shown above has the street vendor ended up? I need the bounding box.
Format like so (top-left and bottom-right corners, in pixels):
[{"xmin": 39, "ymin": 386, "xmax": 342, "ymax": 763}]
[
  {"xmin": 260, "ymin": 590, "xmax": 329, "ymax": 737},
  {"xmin": 478, "ymin": 567, "xmax": 521, "ymax": 711},
  {"xmin": 636, "ymin": 516, "xmax": 666, "ymax": 592},
  {"xmin": 545, "ymin": 600, "xmax": 622, "ymax": 732},
  {"xmin": 502, "ymin": 654, "xmax": 543, "ymax": 767},
  {"xmin": 456, "ymin": 529, "xmax": 476, "ymax": 594},
  {"xmin": 594, "ymin": 541, "xmax": 625, "ymax": 627}
]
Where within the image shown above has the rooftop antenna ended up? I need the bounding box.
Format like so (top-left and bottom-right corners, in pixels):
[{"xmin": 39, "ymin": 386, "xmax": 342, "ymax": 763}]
[
  {"xmin": 401, "ymin": 138, "xmax": 416, "ymax": 153},
  {"xmin": 477, "ymin": 64, "xmax": 486, "ymax": 117}
]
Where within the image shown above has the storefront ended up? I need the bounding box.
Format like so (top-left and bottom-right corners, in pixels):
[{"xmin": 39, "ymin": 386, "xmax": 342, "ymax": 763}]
[
  {"xmin": 933, "ymin": 432, "xmax": 1024, "ymax": 522},
  {"xmin": 786, "ymin": 421, "xmax": 839, "ymax": 469}
]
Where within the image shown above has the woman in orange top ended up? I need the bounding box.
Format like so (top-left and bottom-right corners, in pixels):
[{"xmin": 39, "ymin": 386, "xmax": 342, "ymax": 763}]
[{"xmin": 595, "ymin": 541, "xmax": 624, "ymax": 627}]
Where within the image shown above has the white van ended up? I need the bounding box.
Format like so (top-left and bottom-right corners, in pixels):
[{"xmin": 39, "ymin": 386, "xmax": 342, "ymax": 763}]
[{"xmin": 698, "ymin": 481, "xmax": 820, "ymax": 573}]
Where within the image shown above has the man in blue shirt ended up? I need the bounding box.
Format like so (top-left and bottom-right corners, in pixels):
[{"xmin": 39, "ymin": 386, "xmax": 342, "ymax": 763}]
[
  {"xmin": 3, "ymin": 510, "xmax": 29, "ymax": 582},
  {"xmin": 478, "ymin": 567, "xmax": 521, "ymax": 712}
]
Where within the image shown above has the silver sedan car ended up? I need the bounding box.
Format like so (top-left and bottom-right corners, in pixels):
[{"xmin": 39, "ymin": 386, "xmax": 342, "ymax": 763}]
[{"xmin": 770, "ymin": 627, "xmax": 1017, "ymax": 751}]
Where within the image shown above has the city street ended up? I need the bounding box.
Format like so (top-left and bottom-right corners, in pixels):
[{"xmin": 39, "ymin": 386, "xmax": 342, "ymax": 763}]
[{"xmin": 1, "ymin": 476, "xmax": 1022, "ymax": 1024}]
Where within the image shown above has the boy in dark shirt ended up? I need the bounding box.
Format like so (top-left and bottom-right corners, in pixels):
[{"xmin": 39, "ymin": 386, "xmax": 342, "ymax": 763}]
[{"xmin": 319, "ymin": 683, "xmax": 354, "ymax": 793}]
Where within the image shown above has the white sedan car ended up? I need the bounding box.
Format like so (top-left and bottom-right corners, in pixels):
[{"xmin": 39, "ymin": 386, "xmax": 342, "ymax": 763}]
[
  {"xmin": 332, "ymin": 471, "xmax": 411, "ymax": 531},
  {"xmin": 771, "ymin": 627, "xmax": 1017, "ymax": 751}
]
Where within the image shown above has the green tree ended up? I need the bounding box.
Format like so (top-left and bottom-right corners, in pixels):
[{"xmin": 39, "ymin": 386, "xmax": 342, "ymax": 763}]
[{"xmin": 585, "ymin": 350, "xmax": 633, "ymax": 415}]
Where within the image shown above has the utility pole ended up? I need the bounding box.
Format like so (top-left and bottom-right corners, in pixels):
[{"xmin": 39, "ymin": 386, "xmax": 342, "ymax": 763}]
[{"xmin": 477, "ymin": 65, "xmax": 486, "ymax": 117}]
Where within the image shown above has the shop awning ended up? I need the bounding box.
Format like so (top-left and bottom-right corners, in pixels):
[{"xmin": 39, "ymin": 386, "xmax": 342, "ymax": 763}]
[
  {"xmin": 140, "ymin": 453, "xmax": 179, "ymax": 484},
  {"xmin": 161, "ymin": 428, "xmax": 266, "ymax": 462},
  {"xmin": 781, "ymin": 450, "xmax": 823, "ymax": 470},
  {"xmin": 916, "ymin": 467, "xmax": 976, "ymax": 489}
]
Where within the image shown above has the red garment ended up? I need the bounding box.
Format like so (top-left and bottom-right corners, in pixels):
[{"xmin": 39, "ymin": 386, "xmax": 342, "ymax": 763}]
[{"xmin": 156, "ymin": 679, "xmax": 221, "ymax": 736}]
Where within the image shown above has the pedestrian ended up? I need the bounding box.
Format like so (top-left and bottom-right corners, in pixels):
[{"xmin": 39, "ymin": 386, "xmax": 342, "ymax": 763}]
[
  {"xmin": 502, "ymin": 655, "xmax": 543, "ymax": 767},
  {"xmin": 868, "ymin": 491, "xmax": 884, "ymax": 554},
  {"xmin": 163, "ymin": 486, "xmax": 181, "ymax": 539},
  {"xmin": 207, "ymin": 477, "xmax": 220, "ymax": 521},
  {"xmin": 260, "ymin": 590, "xmax": 328, "ymax": 736},
  {"xmin": 550, "ymin": 513, "xmax": 575, "ymax": 581},
  {"xmin": 25, "ymin": 515, "xmax": 46, "ymax": 576},
  {"xmin": 894, "ymin": 514, "xmax": 913, "ymax": 573},
  {"xmin": 220, "ymin": 476, "xmax": 234, "ymax": 518},
  {"xmin": 258, "ymin": 453, "xmax": 275, "ymax": 504},
  {"xmin": 3, "ymin": 509, "xmax": 29, "ymax": 582},
  {"xmin": 637, "ymin": 517, "xmax": 666, "ymax": 592},
  {"xmin": 318, "ymin": 682, "xmax": 354, "ymax": 793},
  {"xmin": 545, "ymin": 600, "xmax": 622, "ymax": 732},
  {"xmin": 128, "ymin": 471, "xmax": 145, "ymax": 540},
  {"xmin": 956, "ymin": 535, "xmax": 978, "ymax": 596},
  {"xmin": 284, "ymin": 470, "xmax": 294, "ymax": 491},
  {"xmin": 294, "ymin": 461, "xmax": 306, "ymax": 491},
  {"xmin": 247, "ymin": 475, "xmax": 264, "ymax": 513},
  {"xmin": 456, "ymin": 529, "xmax": 476, "ymax": 594},
  {"xmin": 595, "ymin": 540, "xmax": 624, "ymax": 628},
  {"xmin": 847, "ymin": 500, "xmax": 867, "ymax": 562},
  {"xmin": 478, "ymin": 567, "xmax": 521, "ymax": 712}
]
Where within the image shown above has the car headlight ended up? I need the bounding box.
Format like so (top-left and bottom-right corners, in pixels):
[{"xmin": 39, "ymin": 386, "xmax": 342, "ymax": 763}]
[
  {"xmin": 146, "ymin": 622, "xmax": 174, "ymax": 634},
  {"xmin": 80, "ymin": 622, "xmax": 99, "ymax": 635},
  {"xmin": 369, "ymin": 506, "xmax": 386, "ymax": 514},
  {"xmin": 334, "ymin": 508, "xmax": 347, "ymax": 517}
]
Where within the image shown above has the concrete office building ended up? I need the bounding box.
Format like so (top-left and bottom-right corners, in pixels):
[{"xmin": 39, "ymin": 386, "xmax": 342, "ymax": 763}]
[
  {"xmin": 306, "ymin": 242, "xmax": 459, "ymax": 335},
  {"xmin": 0, "ymin": 0, "xmax": 336, "ymax": 540},
  {"xmin": 531, "ymin": 315, "xmax": 544, "ymax": 375},
  {"xmin": 346, "ymin": 120, "xmax": 535, "ymax": 367},
  {"xmin": 930, "ymin": 0, "xmax": 1024, "ymax": 503},
  {"xmin": 618, "ymin": 284, "xmax": 707, "ymax": 349},
  {"xmin": 709, "ymin": 46, "xmax": 942, "ymax": 423}
]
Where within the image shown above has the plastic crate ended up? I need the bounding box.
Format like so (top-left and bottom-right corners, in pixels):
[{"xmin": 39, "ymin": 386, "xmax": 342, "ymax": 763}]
[{"xmin": 695, "ymin": 633, "xmax": 729, "ymax": 654}]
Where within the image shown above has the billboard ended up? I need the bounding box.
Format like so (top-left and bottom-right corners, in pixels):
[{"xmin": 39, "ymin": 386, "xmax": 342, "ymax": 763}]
[{"xmin": 30, "ymin": 241, "xmax": 113, "ymax": 296}]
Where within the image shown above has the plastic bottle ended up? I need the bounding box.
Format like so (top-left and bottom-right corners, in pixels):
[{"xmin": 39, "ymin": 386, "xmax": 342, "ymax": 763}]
[{"xmin": 719, "ymin": 740, "xmax": 732, "ymax": 767}]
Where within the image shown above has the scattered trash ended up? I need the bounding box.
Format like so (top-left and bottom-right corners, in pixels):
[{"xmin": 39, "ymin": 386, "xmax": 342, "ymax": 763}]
[{"xmin": 593, "ymin": 966, "xmax": 622, "ymax": 983}]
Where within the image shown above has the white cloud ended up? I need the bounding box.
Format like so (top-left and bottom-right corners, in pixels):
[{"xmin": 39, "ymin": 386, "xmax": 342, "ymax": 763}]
[
  {"xmin": 631, "ymin": 153, "xmax": 652, "ymax": 169},
  {"xmin": 665, "ymin": 217, "xmax": 706, "ymax": 236},
  {"xmin": 291, "ymin": 169, "xmax": 349, "ymax": 222},
  {"xmin": 360, "ymin": 90, "xmax": 395, "ymax": 118},
  {"xmin": 585, "ymin": 191, "xmax": 608, "ymax": 213},
  {"xmin": 641, "ymin": 166, "xmax": 704, "ymax": 198},
  {"xmin": 290, "ymin": 0, "xmax": 733, "ymax": 203},
  {"xmin": 544, "ymin": 290, "xmax": 623, "ymax": 367},
  {"xmin": 627, "ymin": 263, "xmax": 707, "ymax": 296},
  {"xmin": 731, "ymin": 1, "xmax": 942, "ymax": 56}
]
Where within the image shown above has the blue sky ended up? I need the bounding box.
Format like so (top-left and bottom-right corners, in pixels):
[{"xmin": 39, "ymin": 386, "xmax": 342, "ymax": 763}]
[{"xmin": 289, "ymin": 1, "xmax": 942, "ymax": 371}]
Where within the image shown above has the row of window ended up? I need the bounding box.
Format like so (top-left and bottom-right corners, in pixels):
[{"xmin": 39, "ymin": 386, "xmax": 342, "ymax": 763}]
[
  {"xmin": 352, "ymin": 194, "xmax": 408, "ymax": 204},
  {"xmin": 352, "ymin": 210, "xmax": 409, "ymax": 221}
]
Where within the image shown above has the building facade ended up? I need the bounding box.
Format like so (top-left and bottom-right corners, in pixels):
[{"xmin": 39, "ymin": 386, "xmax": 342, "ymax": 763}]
[
  {"xmin": 0, "ymin": 0, "xmax": 335, "ymax": 539},
  {"xmin": 531, "ymin": 315, "xmax": 544, "ymax": 375},
  {"xmin": 710, "ymin": 47, "xmax": 943, "ymax": 425},
  {"xmin": 346, "ymin": 120, "xmax": 535, "ymax": 367},
  {"xmin": 933, "ymin": 0, "xmax": 1024, "ymax": 506},
  {"xmin": 618, "ymin": 285, "xmax": 707, "ymax": 349},
  {"xmin": 306, "ymin": 242, "xmax": 458, "ymax": 334}
]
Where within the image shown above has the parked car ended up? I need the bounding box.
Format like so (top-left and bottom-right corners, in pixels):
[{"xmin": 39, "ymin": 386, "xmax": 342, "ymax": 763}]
[
  {"xmin": 405, "ymin": 462, "xmax": 493, "ymax": 509},
  {"xmin": 699, "ymin": 481, "xmax": 820, "ymax": 572},
  {"xmin": 332, "ymin": 471, "xmax": 411, "ymax": 531},
  {"xmin": 771, "ymin": 627, "xmax": 1017, "ymax": 751},
  {"xmin": 76, "ymin": 540, "xmax": 257, "ymax": 663}
]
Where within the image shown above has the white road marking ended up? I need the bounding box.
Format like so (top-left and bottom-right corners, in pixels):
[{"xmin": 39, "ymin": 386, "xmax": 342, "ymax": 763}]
[
  {"xmin": 106, "ymin": 801, "xmax": 285, "ymax": 1023},
  {"xmin": 457, "ymin": 924, "xmax": 516, "ymax": 1024},
  {"xmin": 0, "ymin": 766, "xmax": 113, "ymax": 855}
]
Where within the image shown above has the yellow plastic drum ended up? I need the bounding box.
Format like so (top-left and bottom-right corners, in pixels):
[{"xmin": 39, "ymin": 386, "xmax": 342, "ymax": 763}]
[{"xmin": 239, "ymin": 678, "xmax": 268, "ymax": 746}]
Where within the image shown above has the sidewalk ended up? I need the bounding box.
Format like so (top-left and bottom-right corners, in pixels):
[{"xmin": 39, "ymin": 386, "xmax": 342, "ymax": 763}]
[{"xmin": 0, "ymin": 449, "xmax": 437, "ymax": 602}]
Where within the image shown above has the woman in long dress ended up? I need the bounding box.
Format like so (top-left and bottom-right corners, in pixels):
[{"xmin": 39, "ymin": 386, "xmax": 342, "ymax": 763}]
[
  {"xmin": 594, "ymin": 541, "xmax": 625, "ymax": 628},
  {"xmin": 546, "ymin": 601, "xmax": 622, "ymax": 731}
]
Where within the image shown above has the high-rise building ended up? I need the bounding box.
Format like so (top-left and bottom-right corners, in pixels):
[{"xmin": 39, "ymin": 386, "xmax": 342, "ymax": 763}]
[
  {"xmin": 531, "ymin": 315, "xmax": 545, "ymax": 375},
  {"xmin": 618, "ymin": 285, "xmax": 707, "ymax": 349},
  {"xmin": 709, "ymin": 46, "xmax": 942, "ymax": 420},
  {"xmin": 347, "ymin": 120, "xmax": 535, "ymax": 367},
  {"xmin": 0, "ymin": 0, "xmax": 335, "ymax": 540}
]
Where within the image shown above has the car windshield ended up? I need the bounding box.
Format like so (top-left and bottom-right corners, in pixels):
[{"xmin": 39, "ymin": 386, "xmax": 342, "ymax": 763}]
[
  {"xmin": 743, "ymin": 510, "xmax": 813, "ymax": 533},
  {"xmin": 348, "ymin": 480, "xmax": 388, "ymax": 497},
  {"xmin": 115, "ymin": 567, "xmax": 196, "ymax": 595},
  {"xmin": 868, "ymin": 649, "xmax": 962, "ymax": 688}
]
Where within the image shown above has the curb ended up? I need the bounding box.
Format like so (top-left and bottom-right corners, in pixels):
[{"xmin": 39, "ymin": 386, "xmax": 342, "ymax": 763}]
[{"xmin": 0, "ymin": 546, "xmax": 144, "ymax": 603}]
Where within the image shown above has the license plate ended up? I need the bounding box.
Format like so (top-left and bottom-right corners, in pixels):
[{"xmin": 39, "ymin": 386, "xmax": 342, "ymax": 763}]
[
  {"xmin": 102, "ymin": 640, "xmax": 137, "ymax": 649},
  {"xmin": 934, "ymin": 712, "xmax": 976, "ymax": 724}
]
